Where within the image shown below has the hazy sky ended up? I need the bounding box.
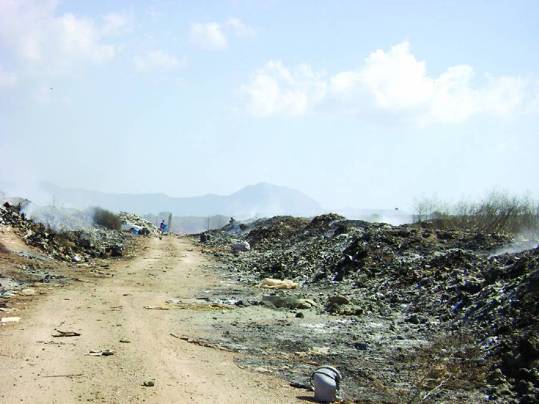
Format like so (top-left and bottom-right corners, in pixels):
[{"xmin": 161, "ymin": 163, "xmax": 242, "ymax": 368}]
[{"xmin": 1, "ymin": 0, "xmax": 538, "ymax": 210}]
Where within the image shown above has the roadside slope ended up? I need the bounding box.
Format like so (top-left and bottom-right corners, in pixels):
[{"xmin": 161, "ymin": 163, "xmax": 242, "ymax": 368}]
[{"xmin": 0, "ymin": 236, "xmax": 300, "ymax": 403}]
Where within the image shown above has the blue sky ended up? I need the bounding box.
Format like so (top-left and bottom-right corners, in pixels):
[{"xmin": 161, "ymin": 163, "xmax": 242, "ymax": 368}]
[{"xmin": 1, "ymin": 0, "xmax": 538, "ymax": 210}]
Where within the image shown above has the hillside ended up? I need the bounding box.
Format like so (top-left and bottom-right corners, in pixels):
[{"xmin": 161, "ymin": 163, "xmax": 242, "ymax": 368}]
[{"xmin": 42, "ymin": 182, "xmax": 323, "ymax": 218}]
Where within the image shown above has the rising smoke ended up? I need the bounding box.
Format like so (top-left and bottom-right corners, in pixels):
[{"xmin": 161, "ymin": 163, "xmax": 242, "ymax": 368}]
[{"xmin": 489, "ymin": 229, "xmax": 539, "ymax": 257}]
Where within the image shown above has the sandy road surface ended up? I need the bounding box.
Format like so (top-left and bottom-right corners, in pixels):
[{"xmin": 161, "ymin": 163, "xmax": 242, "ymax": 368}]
[{"xmin": 0, "ymin": 236, "xmax": 301, "ymax": 403}]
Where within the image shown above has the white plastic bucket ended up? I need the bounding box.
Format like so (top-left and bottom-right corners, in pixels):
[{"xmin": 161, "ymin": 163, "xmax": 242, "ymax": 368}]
[{"xmin": 310, "ymin": 366, "xmax": 342, "ymax": 402}]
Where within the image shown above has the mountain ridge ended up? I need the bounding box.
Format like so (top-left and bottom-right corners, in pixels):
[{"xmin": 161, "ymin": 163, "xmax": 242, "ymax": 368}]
[{"xmin": 40, "ymin": 182, "xmax": 323, "ymax": 218}]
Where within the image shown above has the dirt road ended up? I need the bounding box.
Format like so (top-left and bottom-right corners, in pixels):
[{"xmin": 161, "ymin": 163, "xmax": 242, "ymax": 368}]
[{"xmin": 0, "ymin": 236, "xmax": 300, "ymax": 403}]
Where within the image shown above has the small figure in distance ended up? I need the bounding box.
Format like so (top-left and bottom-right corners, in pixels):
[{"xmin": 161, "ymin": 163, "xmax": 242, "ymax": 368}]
[{"xmin": 159, "ymin": 219, "xmax": 166, "ymax": 239}]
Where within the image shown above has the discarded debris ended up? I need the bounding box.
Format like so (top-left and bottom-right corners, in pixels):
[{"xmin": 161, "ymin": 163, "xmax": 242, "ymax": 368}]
[
  {"xmin": 309, "ymin": 346, "xmax": 331, "ymax": 355},
  {"xmin": 198, "ymin": 213, "xmax": 539, "ymax": 401},
  {"xmin": 1, "ymin": 316, "xmax": 21, "ymax": 323},
  {"xmin": 231, "ymin": 240, "xmax": 250, "ymax": 253},
  {"xmin": 259, "ymin": 278, "xmax": 298, "ymax": 289},
  {"xmin": 290, "ymin": 381, "xmax": 312, "ymax": 390},
  {"xmin": 42, "ymin": 373, "xmax": 84, "ymax": 378},
  {"xmin": 142, "ymin": 380, "xmax": 155, "ymax": 387},
  {"xmin": 119, "ymin": 339, "xmax": 131, "ymax": 343},
  {"xmin": 119, "ymin": 212, "xmax": 159, "ymax": 237},
  {"xmin": 311, "ymin": 366, "xmax": 342, "ymax": 403},
  {"xmin": 165, "ymin": 299, "xmax": 234, "ymax": 311},
  {"xmin": 170, "ymin": 333, "xmax": 232, "ymax": 351},
  {"xmin": 261, "ymin": 295, "xmax": 317, "ymax": 309},
  {"xmin": 252, "ymin": 366, "xmax": 272, "ymax": 374},
  {"xmin": 327, "ymin": 295, "xmax": 349, "ymax": 306},
  {"xmin": 0, "ymin": 202, "xmax": 130, "ymax": 262},
  {"xmin": 52, "ymin": 329, "xmax": 81, "ymax": 337},
  {"xmin": 20, "ymin": 288, "xmax": 36, "ymax": 296},
  {"xmin": 87, "ymin": 349, "xmax": 114, "ymax": 356},
  {"xmin": 143, "ymin": 305, "xmax": 169, "ymax": 310},
  {"xmin": 37, "ymin": 340, "xmax": 76, "ymax": 346}
]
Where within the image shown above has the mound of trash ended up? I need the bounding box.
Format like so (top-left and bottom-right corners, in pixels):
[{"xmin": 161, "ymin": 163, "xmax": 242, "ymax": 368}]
[
  {"xmin": 118, "ymin": 212, "xmax": 159, "ymax": 236},
  {"xmin": 0, "ymin": 202, "xmax": 129, "ymax": 262},
  {"xmin": 200, "ymin": 213, "xmax": 538, "ymax": 401}
]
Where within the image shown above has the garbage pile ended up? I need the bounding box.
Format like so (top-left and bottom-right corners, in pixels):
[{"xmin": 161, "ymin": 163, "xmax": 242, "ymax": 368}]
[
  {"xmin": 25, "ymin": 205, "xmax": 94, "ymax": 233},
  {"xmin": 200, "ymin": 213, "xmax": 539, "ymax": 401},
  {"xmin": 1, "ymin": 202, "xmax": 128, "ymax": 262},
  {"xmin": 118, "ymin": 212, "xmax": 159, "ymax": 236}
]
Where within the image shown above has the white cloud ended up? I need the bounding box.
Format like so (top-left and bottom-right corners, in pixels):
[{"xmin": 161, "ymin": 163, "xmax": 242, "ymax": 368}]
[
  {"xmin": 134, "ymin": 49, "xmax": 183, "ymax": 72},
  {"xmin": 344, "ymin": 42, "xmax": 434, "ymax": 109},
  {"xmin": 0, "ymin": 65, "xmax": 17, "ymax": 87},
  {"xmin": 335, "ymin": 42, "xmax": 529, "ymax": 124},
  {"xmin": 242, "ymin": 61, "xmax": 326, "ymax": 117},
  {"xmin": 190, "ymin": 22, "xmax": 228, "ymax": 50},
  {"xmin": 243, "ymin": 41, "xmax": 535, "ymax": 124},
  {"xmin": 190, "ymin": 18, "xmax": 254, "ymax": 51},
  {"xmin": 225, "ymin": 18, "xmax": 255, "ymax": 37},
  {"xmin": 101, "ymin": 12, "xmax": 131, "ymax": 36},
  {"xmin": 0, "ymin": 0, "xmax": 119, "ymax": 78}
]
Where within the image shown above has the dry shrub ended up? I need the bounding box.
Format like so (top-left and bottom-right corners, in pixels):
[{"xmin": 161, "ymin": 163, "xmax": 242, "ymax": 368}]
[
  {"xmin": 92, "ymin": 207, "xmax": 121, "ymax": 230},
  {"xmin": 399, "ymin": 332, "xmax": 490, "ymax": 403},
  {"xmin": 414, "ymin": 191, "xmax": 538, "ymax": 236}
]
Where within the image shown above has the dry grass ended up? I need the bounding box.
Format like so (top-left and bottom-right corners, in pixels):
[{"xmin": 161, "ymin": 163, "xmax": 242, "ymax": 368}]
[
  {"xmin": 400, "ymin": 332, "xmax": 489, "ymax": 403},
  {"xmin": 414, "ymin": 191, "xmax": 538, "ymax": 236}
]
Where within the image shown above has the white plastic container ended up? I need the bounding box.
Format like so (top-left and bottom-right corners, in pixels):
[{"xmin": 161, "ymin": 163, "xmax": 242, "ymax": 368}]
[{"xmin": 310, "ymin": 365, "xmax": 342, "ymax": 402}]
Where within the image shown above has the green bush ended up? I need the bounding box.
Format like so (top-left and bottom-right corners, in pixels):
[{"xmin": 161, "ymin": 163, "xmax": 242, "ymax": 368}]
[{"xmin": 92, "ymin": 207, "xmax": 121, "ymax": 230}]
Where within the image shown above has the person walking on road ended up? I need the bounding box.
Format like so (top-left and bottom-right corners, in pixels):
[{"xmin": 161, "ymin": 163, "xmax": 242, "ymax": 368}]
[{"xmin": 159, "ymin": 219, "xmax": 166, "ymax": 238}]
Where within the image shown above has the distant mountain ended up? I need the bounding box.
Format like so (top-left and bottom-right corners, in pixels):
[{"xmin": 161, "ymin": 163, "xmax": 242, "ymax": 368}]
[{"xmin": 41, "ymin": 182, "xmax": 323, "ymax": 218}]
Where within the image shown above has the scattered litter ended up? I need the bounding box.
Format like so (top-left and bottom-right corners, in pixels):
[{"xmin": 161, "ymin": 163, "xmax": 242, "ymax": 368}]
[
  {"xmin": 20, "ymin": 288, "xmax": 36, "ymax": 296},
  {"xmin": 166, "ymin": 300, "xmax": 234, "ymax": 311},
  {"xmin": 309, "ymin": 346, "xmax": 331, "ymax": 355},
  {"xmin": 142, "ymin": 380, "xmax": 155, "ymax": 387},
  {"xmin": 253, "ymin": 366, "xmax": 272, "ymax": 374},
  {"xmin": 52, "ymin": 329, "xmax": 81, "ymax": 337},
  {"xmin": 119, "ymin": 339, "xmax": 131, "ymax": 343},
  {"xmin": 42, "ymin": 373, "xmax": 84, "ymax": 378},
  {"xmin": 1, "ymin": 316, "xmax": 21, "ymax": 323},
  {"xmin": 87, "ymin": 349, "xmax": 114, "ymax": 356},
  {"xmin": 0, "ymin": 202, "xmax": 129, "ymax": 262},
  {"xmin": 231, "ymin": 241, "xmax": 250, "ymax": 253},
  {"xmin": 290, "ymin": 381, "xmax": 312, "ymax": 390},
  {"xmin": 198, "ymin": 213, "xmax": 539, "ymax": 401},
  {"xmin": 37, "ymin": 340, "xmax": 76, "ymax": 346},
  {"xmin": 327, "ymin": 295, "xmax": 350, "ymax": 306},
  {"xmin": 259, "ymin": 278, "xmax": 298, "ymax": 289},
  {"xmin": 143, "ymin": 305, "xmax": 169, "ymax": 310},
  {"xmin": 261, "ymin": 295, "xmax": 316, "ymax": 309},
  {"xmin": 170, "ymin": 333, "xmax": 232, "ymax": 351}
]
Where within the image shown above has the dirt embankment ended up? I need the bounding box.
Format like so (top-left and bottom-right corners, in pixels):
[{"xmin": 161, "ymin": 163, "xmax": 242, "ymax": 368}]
[{"xmin": 0, "ymin": 236, "xmax": 300, "ymax": 403}]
